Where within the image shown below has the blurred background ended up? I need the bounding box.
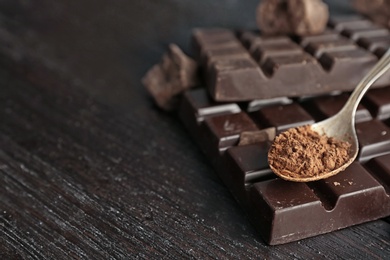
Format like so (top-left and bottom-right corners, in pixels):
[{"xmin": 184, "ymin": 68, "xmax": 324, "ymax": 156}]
[{"xmin": 0, "ymin": 0, "xmax": 354, "ymax": 109}]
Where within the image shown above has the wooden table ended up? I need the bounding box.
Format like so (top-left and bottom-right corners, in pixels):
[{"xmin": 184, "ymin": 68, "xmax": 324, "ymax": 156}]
[{"xmin": 1, "ymin": 1, "xmax": 389, "ymax": 258}]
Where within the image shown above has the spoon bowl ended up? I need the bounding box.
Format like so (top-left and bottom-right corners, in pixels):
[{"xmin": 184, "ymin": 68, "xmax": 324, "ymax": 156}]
[{"xmin": 269, "ymin": 48, "xmax": 390, "ymax": 182}]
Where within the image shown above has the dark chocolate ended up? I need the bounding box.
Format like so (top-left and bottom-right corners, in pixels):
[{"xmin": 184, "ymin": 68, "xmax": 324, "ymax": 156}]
[
  {"xmin": 244, "ymin": 96, "xmax": 293, "ymax": 112},
  {"xmin": 249, "ymin": 162, "xmax": 389, "ymax": 244},
  {"xmin": 179, "ymin": 85, "xmax": 390, "ymax": 245},
  {"xmin": 142, "ymin": 44, "xmax": 198, "ymax": 110},
  {"xmin": 365, "ymin": 153, "xmax": 390, "ymax": 190},
  {"xmin": 256, "ymin": 0, "xmax": 329, "ymax": 36},
  {"xmin": 304, "ymin": 38, "xmax": 357, "ymax": 58},
  {"xmin": 203, "ymin": 112, "xmax": 258, "ymax": 152},
  {"xmin": 251, "ymin": 103, "xmax": 315, "ymax": 133},
  {"xmin": 176, "ymin": 14, "xmax": 390, "ymax": 245},
  {"xmin": 303, "ymin": 93, "xmax": 372, "ymax": 122},
  {"xmin": 341, "ymin": 25, "xmax": 389, "ymax": 41},
  {"xmin": 238, "ymin": 128, "xmax": 276, "ymax": 146},
  {"xmin": 356, "ymin": 120, "xmax": 390, "ymax": 162},
  {"xmin": 180, "ymin": 88, "xmax": 241, "ymax": 122},
  {"xmin": 357, "ymin": 35, "xmax": 390, "ymax": 56},
  {"xmin": 224, "ymin": 143, "xmax": 275, "ymax": 205},
  {"xmin": 193, "ymin": 17, "xmax": 390, "ymax": 101},
  {"xmin": 329, "ymin": 16, "xmax": 374, "ymax": 31},
  {"xmin": 363, "ymin": 87, "xmax": 390, "ymax": 120}
]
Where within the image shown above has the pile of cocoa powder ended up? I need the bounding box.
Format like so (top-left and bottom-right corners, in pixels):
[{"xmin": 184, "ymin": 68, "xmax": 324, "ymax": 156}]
[{"xmin": 268, "ymin": 125, "xmax": 351, "ymax": 179}]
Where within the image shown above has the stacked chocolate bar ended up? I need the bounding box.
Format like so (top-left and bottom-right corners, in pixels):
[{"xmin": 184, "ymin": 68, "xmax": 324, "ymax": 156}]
[{"xmin": 179, "ymin": 16, "xmax": 390, "ymax": 245}]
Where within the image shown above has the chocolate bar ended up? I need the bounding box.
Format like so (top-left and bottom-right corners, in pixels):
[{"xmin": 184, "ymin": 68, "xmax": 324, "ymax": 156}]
[
  {"xmin": 179, "ymin": 86, "xmax": 390, "ymax": 245},
  {"xmin": 193, "ymin": 16, "xmax": 390, "ymax": 101}
]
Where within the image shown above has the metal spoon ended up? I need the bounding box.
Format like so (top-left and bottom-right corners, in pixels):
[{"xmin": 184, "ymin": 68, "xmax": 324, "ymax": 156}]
[{"xmin": 269, "ymin": 48, "xmax": 390, "ymax": 182}]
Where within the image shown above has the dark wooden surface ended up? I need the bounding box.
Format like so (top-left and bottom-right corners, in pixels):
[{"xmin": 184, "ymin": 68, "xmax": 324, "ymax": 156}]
[{"xmin": 1, "ymin": 1, "xmax": 390, "ymax": 259}]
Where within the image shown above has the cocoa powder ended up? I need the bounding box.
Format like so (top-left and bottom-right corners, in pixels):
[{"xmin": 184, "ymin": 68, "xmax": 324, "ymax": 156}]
[{"xmin": 268, "ymin": 125, "xmax": 351, "ymax": 179}]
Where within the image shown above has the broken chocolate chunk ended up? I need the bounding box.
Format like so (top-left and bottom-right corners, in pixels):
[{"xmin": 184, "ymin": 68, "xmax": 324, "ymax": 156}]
[
  {"xmin": 257, "ymin": 0, "xmax": 329, "ymax": 36},
  {"xmin": 142, "ymin": 44, "xmax": 198, "ymax": 111}
]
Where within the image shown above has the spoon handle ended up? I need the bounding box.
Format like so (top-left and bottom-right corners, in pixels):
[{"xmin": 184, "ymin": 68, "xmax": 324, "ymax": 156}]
[{"xmin": 343, "ymin": 48, "xmax": 390, "ymax": 120}]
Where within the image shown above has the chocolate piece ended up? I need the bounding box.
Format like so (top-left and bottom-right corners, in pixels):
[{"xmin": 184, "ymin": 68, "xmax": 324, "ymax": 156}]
[
  {"xmin": 192, "ymin": 28, "xmax": 250, "ymax": 71},
  {"xmin": 261, "ymin": 52, "xmax": 318, "ymax": 77},
  {"xmin": 142, "ymin": 44, "xmax": 198, "ymax": 110},
  {"xmin": 331, "ymin": 15, "xmax": 390, "ymax": 58},
  {"xmin": 202, "ymin": 46, "xmax": 250, "ymax": 69},
  {"xmin": 178, "ymin": 88, "xmax": 241, "ymax": 156},
  {"xmin": 298, "ymin": 29, "xmax": 340, "ymax": 47},
  {"xmin": 238, "ymin": 127, "xmax": 276, "ymax": 146},
  {"xmin": 250, "ymin": 161, "xmax": 389, "ymax": 244},
  {"xmin": 304, "ymin": 38, "xmax": 357, "ymax": 58},
  {"xmin": 225, "ymin": 143, "xmax": 275, "ymax": 204},
  {"xmin": 329, "ymin": 17, "xmax": 374, "ymax": 31},
  {"xmin": 374, "ymin": 46, "xmax": 390, "ymax": 58},
  {"xmin": 228, "ymin": 143, "xmax": 274, "ymax": 183},
  {"xmin": 303, "ymin": 93, "xmax": 372, "ymax": 123},
  {"xmin": 203, "ymin": 112, "xmax": 258, "ymax": 153},
  {"xmin": 317, "ymin": 48, "xmax": 375, "ymax": 72},
  {"xmin": 341, "ymin": 26, "xmax": 389, "ymax": 41},
  {"xmin": 179, "ymin": 88, "xmax": 241, "ymax": 123},
  {"xmin": 257, "ymin": 0, "xmax": 329, "ymax": 36},
  {"xmin": 252, "ymin": 103, "xmax": 314, "ymax": 133},
  {"xmin": 208, "ymin": 58, "xmax": 267, "ymax": 101},
  {"xmin": 356, "ymin": 120, "xmax": 390, "ymax": 162},
  {"xmin": 245, "ymin": 97, "xmax": 293, "ymax": 112},
  {"xmin": 357, "ymin": 35, "xmax": 390, "ymax": 57},
  {"xmin": 257, "ymin": 0, "xmax": 292, "ymax": 35},
  {"xmin": 178, "ymin": 86, "xmax": 390, "ymax": 245},
  {"xmin": 251, "ymin": 40, "xmax": 303, "ymax": 63},
  {"xmin": 193, "ymin": 16, "xmax": 390, "ymax": 101},
  {"xmin": 365, "ymin": 154, "xmax": 390, "ymax": 189},
  {"xmin": 363, "ymin": 87, "xmax": 390, "ymax": 120},
  {"xmin": 288, "ymin": 0, "xmax": 329, "ymax": 35}
]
